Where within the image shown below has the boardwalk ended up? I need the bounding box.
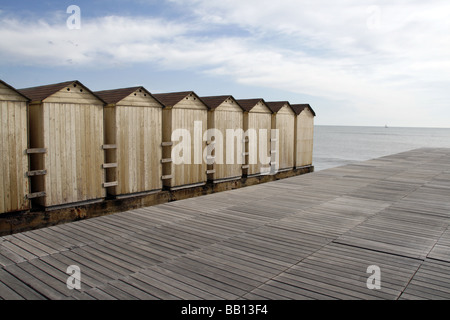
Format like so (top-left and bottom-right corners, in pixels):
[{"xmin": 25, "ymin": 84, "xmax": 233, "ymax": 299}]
[{"xmin": 1, "ymin": 148, "xmax": 450, "ymax": 300}]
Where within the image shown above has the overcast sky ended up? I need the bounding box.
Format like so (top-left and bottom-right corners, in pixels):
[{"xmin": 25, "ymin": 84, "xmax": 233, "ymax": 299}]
[{"xmin": 1, "ymin": 0, "xmax": 449, "ymax": 127}]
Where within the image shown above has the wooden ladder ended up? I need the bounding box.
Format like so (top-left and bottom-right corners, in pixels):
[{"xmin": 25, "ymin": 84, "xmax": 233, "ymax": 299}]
[
  {"xmin": 102, "ymin": 144, "xmax": 118, "ymax": 189},
  {"xmin": 26, "ymin": 148, "xmax": 47, "ymax": 199}
]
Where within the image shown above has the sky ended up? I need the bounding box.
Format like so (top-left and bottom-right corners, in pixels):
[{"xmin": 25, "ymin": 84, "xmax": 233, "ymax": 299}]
[{"xmin": 1, "ymin": 0, "xmax": 449, "ymax": 127}]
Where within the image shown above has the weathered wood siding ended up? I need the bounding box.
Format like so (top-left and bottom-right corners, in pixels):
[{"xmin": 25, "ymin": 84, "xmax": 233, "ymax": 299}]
[
  {"xmin": 243, "ymin": 102, "xmax": 272, "ymax": 176},
  {"xmin": 104, "ymin": 92, "xmax": 162, "ymax": 195},
  {"xmin": 0, "ymin": 83, "xmax": 30, "ymax": 214},
  {"xmin": 273, "ymin": 105, "xmax": 295, "ymax": 171},
  {"xmin": 162, "ymin": 95, "xmax": 208, "ymax": 188},
  {"xmin": 29, "ymin": 86, "xmax": 105, "ymax": 207},
  {"xmin": 295, "ymin": 108, "xmax": 315, "ymax": 167},
  {"xmin": 208, "ymin": 99, "xmax": 244, "ymax": 182}
]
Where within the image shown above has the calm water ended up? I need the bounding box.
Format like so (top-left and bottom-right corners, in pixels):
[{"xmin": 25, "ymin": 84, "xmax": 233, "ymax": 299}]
[{"xmin": 313, "ymin": 126, "xmax": 450, "ymax": 171}]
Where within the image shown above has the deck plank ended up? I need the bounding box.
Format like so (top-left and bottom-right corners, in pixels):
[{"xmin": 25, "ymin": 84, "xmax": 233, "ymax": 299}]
[{"xmin": 1, "ymin": 148, "xmax": 450, "ymax": 300}]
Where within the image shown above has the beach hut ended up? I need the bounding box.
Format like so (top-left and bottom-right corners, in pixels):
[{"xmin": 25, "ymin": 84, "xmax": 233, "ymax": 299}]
[
  {"xmin": 153, "ymin": 91, "xmax": 208, "ymax": 190},
  {"xmin": 0, "ymin": 80, "xmax": 30, "ymax": 214},
  {"xmin": 291, "ymin": 104, "xmax": 316, "ymax": 168},
  {"xmin": 266, "ymin": 101, "xmax": 296, "ymax": 172},
  {"xmin": 19, "ymin": 81, "xmax": 106, "ymax": 208},
  {"xmin": 201, "ymin": 95, "xmax": 245, "ymax": 183},
  {"xmin": 95, "ymin": 87, "xmax": 163, "ymax": 198},
  {"xmin": 236, "ymin": 99, "xmax": 273, "ymax": 177}
]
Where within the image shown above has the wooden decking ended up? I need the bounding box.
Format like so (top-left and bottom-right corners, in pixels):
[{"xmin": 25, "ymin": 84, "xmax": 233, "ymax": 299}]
[{"xmin": 1, "ymin": 147, "xmax": 450, "ymax": 300}]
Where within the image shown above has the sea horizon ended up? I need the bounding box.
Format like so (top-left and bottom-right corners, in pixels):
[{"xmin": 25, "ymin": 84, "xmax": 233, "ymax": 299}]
[{"xmin": 313, "ymin": 125, "xmax": 450, "ymax": 172}]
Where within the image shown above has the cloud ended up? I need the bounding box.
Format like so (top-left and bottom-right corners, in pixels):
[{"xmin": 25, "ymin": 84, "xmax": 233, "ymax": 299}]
[
  {"xmin": 172, "ymin": 0, "xmax": 450, "ymax": 126},
  {"xmin": 1, "ymin": 1, "xmax": 449, "ymax": 127},
  {"xmin": 0, "ymin": 15, "xmax": 189, "ymax": 66}
]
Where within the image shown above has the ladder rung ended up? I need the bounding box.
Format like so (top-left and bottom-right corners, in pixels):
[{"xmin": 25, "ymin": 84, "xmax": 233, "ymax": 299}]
[
  {"xmin": 102, "ymin": 163, "xmax": 117, "ymax": 169},
  {"xmin": 26, "ymin": 148, "xmax": 47, "ymax": 154},
  {"xmin": 242, "ymin": 165, "xmax": 249, "ymax": 169},
  {"xmin": 26, "ymin": 170, "xmax": 47, "ymax": 177},
  {"xmin": 206, "ymin": 170, "xmax": 215, "ymax": 174},
  {"xmin": 161, "ymin": 175, "xmax": 173, "ymax": 180},
  {"xmin": 161, "ymin": 158, "xmax": 173, "ymax": 163},
  {"xmin": 27, "ymin": 192, "xmax": 46, "ymax": 199},
  {"xmin": 103, "ymin": 181, "xmax": 118, "ymax": 188},
  {"xmin": 161, "ymin": 142, "xmax": 173, "ymax": 147},
  {"xmin": 102, "ymin": 144, "xmax": 117, "ymax": 150}
]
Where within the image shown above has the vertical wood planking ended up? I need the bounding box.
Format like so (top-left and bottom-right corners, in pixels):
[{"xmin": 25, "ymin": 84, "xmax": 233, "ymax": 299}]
[
  {"xmin": 207, "ymin": 109, "xmax": 215, "ymax": 180},
  {"xmin": 47, "ymin": 103, "xmax": 55, "ymax": 206},
  {"xmin": 35, "ymin": 89, "xmax": 106, "ymax": 207},
  {"xmin": 0, "ymin": 101, "xmax": 4, "ymax": 212},
  {"xmin": 90, "ymin": 104, "xmax": 96, "ymax": 197},
  {"xmin": 70, "ymin": 103, "xmax": 77, "ymax": 202},
  {"xmin": 13, "ymin": 101, "xmax": 21, "ymax": 210},
  {"xmin": 105, "ymin": 90, "xmax": 163, "ymax": 195},
  {"xmin": 1, "ymin": 101, "xmax": 10, "ymax": 212},
  {"xmin": 209, "ymin": 100, "xmax": 244, "ymax": 181},
  {"xmin": 246, "ymin": 108, "xmax": 272, "ymax": 176},
  {"xmin": 120, "ymin": 107, "xmax": 129, "ymax": 194},
  {"xmin": 8, "ymin": 101, "xmax": 18, "ymax": 211},
  {"xmin": 0, "ymin": 81, "xmax": 31, "ymax": 213},
  {"xmin": 40, "ymin": 104, "xmax": 48, "ymax": 206},
  {"xmin": 275, "ymin": 106, "xmax": 295, "ymax": 170},
  {"xmin": 132, "ymin": 105, "xmax": 138, "ymax": 193},
  {"xmin": 78, "ymin": 103, "xmax": 86, "ymax": 201},
  {"xmin": 54, "ymin": 103, "xmax": 62, "ymax": 205},
  {"xmin": 97, "ymin": 104, "xmax": 105, "ymax": 198},
  {"xmin": 18, "ymin": 101, "xmax": 28, "ymax": 210},
  {"xmin": 168, "ymin": 96, "xmax": 208, "ymax": 188},
  {"xmin": 60, "ymin": 103, "xmax": 67, "ymax": 204},
  {"xmin": 147, "ymin": 107, "xmax": 153, "ymax": 191},
  {"xmin": 296, "ymin": 109, "xmax": 315, "ymax": 167}
]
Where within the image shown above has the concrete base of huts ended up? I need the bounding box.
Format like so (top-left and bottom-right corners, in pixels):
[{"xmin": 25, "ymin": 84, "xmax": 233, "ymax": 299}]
[{"xmin": 0, "ymin": 166, "xmax": 313, "ymax": 236}]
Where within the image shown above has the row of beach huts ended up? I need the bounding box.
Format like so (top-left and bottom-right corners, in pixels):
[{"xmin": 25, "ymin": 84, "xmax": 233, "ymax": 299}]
[{"xmin": 0, "ymin": 79, "xmax": 315, "ymax": 215}]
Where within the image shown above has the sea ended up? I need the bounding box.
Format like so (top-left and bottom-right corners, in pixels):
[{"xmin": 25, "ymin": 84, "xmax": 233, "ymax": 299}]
[{"xmin": 313, "ymin": 126, "xmax": 450, "ymax": 172}]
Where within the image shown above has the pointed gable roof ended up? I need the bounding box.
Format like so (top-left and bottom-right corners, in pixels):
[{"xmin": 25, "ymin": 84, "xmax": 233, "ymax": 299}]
[
  {"xmin": 0, "ymin": 80, "xmax": 30, "ymax": 101},
  {"xmin": 266, "ymin": 101, "xmax": 293, "ymax": 114},
  {"xmin": 291, "ymin": 104, "xmax": 316, "ymax": 117},
  {"xmin": 153, "ymin": 91, "xmax": 207, "ymax": 108},
  {"xmin": 200, "ymin": 95, "xmax": 244, "ymax": 111},
  {"xmin": 235, "ymin": 98, "xmax": 269, "ymax": 112},
  {"xmin": 18, "ymin": 80, "xmax": 105, "ymax": 103},
  {"xmin": 95, "ymin": 86, "xmax": 156, "ymax": 105}
]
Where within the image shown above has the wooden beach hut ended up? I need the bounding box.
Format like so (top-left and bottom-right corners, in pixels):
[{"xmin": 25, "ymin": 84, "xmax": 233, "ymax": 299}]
[
  {"xmin": 19, "ymin": 81, "xmax": 106, "ymax": 208},
  {"xmin": 153, "ymin": 91, "xmax": 208, "ymax": 190},
  {"xmin": 0, "ymin": 80, "xmax": 30, "ymax": 214},
  {"xmin": 291, "ymin": 104, "xmax": 316, "ymax": 168},
  {"xmin": 200, "ymin": 95, "xmax": 245, "ymax": 183},
  {"xmin": 266, "ymin": 101, "xmax": 296, "ymax": 172},
  {"xmin": 236, "ymin": 99, "xmax": 273, "ymax": 177},
  {"xmin": 95, "ymin": 87, "xmax": 163, "ymax": 198}
]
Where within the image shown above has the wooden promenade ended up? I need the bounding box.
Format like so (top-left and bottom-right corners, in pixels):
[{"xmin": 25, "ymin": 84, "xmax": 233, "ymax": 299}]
[{"xmin": 1, "ymin": 148, "xmax": 450, "ymax": 300}]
